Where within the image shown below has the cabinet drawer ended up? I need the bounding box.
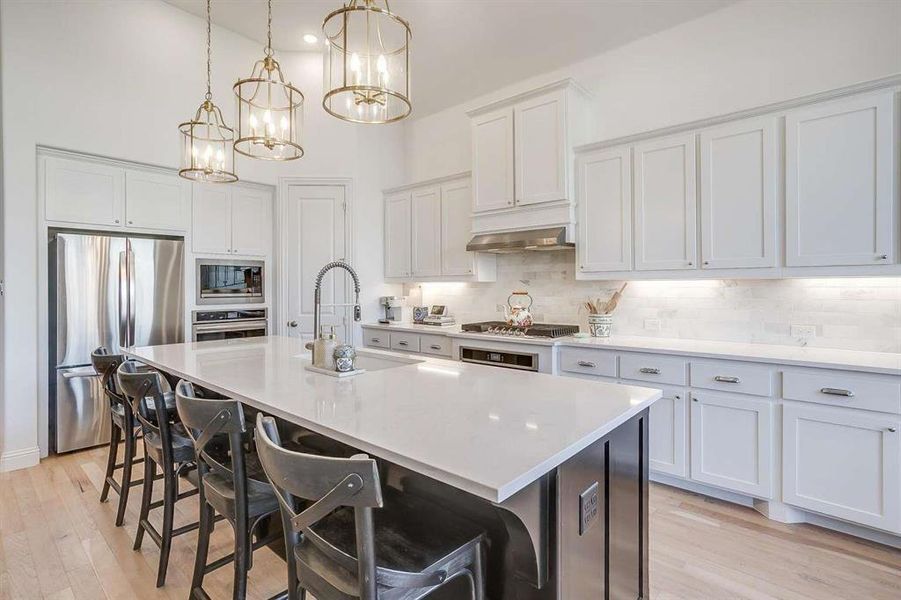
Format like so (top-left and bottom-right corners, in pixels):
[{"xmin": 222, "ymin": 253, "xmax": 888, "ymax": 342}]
[
  {"xmin": 420, "ymin": 334, "xmax": 452, "ymax": 357},
  {"xmin": 783, "ymin": 370, "xmax": 901, "ymax": 414},
  {"xmin": 363, "ymin": 329, "xmax": 390, "ymax": 349},
  {"xmin": 620, "ymin": 353, "xmax": 687, "ymax": 386},
  {"xmin": 559, "ymin": 348, "xmax": 617, "ymax": 378},
  {"xmin": 690, "ymin": 361, "xmax": 774, "ymax": 397},
  {"xmin": 390, "ymin": 332, "xmax": 421, "ymax": 353}
]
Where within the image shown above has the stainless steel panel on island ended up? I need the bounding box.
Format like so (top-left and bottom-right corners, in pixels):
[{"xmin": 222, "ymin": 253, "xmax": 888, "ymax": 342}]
[{"xmin": 125, "ymin": 336, "xmax": 659, "ymax": 599}]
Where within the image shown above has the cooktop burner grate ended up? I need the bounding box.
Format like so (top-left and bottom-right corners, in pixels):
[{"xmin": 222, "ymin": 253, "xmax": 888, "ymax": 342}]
[{"xmin": 461, "ymin": 321, "xmax": 580, "ymax": 338}]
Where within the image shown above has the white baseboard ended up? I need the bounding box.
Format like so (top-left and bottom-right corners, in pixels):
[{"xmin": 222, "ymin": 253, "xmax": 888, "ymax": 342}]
[
  {"xmin": 651, "ymin": 472, "xmax": 901, "ymax": 549},
  {"xmin": 0, "ymin": 446, "xmax": 41, "ymax": 472}
]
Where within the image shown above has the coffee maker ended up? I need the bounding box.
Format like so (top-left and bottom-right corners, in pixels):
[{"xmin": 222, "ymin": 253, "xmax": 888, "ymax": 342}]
[{"xmin": 378, "ymin": 296, "xmax": 410, "ymax": 323}]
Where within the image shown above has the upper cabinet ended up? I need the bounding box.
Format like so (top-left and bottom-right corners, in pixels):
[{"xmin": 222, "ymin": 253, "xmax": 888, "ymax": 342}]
[
  {"xmin": 514, "ymin": 90, "xmax": 567, "ymax": 205},
  {"xmin": 699, "ymin": 116, "xmax": 777, "ymax": 269},
  {"xmin": 785, "ymin": 91, "xmax": 896, "ymax": 267},
  {"xmin": 383, "ymin": 174, "xmax": 496, "ymax": 282},
  {"xmin": 43, "ymin": 154, "xmax": 187, "ymax": 233},
  {"xmin": 192, "ymin": 184, "xmax": 272, "ymax": 257},
  {"xmin": 472, "ymin": 107, "xmax": 515, "ymax": 212},
  {"xmin": 633, "ymin": 134, "xmax": 698, "ymax": 271},
  {"xmin": 575, "ymin": 81, "xmax": 900, "ymax": 280}
]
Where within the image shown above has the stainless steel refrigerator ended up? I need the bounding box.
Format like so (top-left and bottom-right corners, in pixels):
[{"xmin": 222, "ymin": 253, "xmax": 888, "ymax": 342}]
[{"xmin": 49, "ymin": 231, "xmax": 184, "ymax": 453}]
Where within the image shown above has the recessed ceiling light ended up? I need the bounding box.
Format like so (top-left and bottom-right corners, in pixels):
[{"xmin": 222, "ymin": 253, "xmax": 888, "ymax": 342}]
[{"xmin": 303, "ymin": 33, "xmax": 318, "ymax": 45}]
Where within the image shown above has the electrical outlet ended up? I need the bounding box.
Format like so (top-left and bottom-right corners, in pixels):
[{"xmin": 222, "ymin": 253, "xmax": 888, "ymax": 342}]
[
  {"xmin": 791, "ymin": 324, "xmax": 817, "ymax": 339},
  {"xmin": 644, "ymin": 318, "xmax": 661, "ymax": 332},
  {"xmin": 579, "ymin": 482, "xmax": 599, "ymax": 535}
]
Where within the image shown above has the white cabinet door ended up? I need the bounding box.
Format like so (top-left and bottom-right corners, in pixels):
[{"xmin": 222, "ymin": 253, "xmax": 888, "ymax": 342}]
[
  {"xmin": 783, "ymin": 403, "xmax": 900, "ymax": 533},
  {"xmin": 124, "ymin": 170, "xmax": 188, "ymax": 232},
  {"xmin": 192, "ymin": 185, "xmax": 232, "ymax": 255},
  {"xmin": 44, "ymin": 157, "xmax": 124, "ymax": 226},
  {"xmin": 514, "ymin": 90, "xmax": 566, "ymax": 206},
  {"xmin": 384, "ymin": 192, "xmax": 412, "ymax": 278},
  {"xmin": 699, "ymin": 116, "xmax": 777, "ymax": 269},
  {"xmin": 785, "ymin": 91, "xmax": 896, "ymax": 266},
  {"xmin": 441, "ymin": 178, "xmax": 474, "ymax": 276},
  {"xmin": 690, "ymin": 391, "xmax": 773, "ymax": 498},
  {"xmin": 633, "ymin": 134, "xmax": 698, "ymax": 271},
  {"xmin": 648, "ymin": 386, "xmax": 688, "ymax": 478},
  {"xmin": 411, "ymin": 186, "xmax": 442, "ymax": 277},
  {"xmin": 577, "ymin": 146, "xmax": 632, "ymax": 272},
  {"xmin": 231, "ymin": 188, "xmax": 272, "ymax": 257},
  {"xmin": 472, "ymin": 107, "xmax": 514, "ymax": 213}
]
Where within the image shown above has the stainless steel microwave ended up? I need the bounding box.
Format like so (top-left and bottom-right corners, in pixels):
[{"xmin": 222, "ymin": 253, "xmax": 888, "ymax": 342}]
[{"xmin": 196, "ymin": 258, "xmax": 264, "ymax": 305}]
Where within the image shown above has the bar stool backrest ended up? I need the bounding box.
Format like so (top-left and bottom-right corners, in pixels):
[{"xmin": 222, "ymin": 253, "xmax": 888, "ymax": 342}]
[
  {"xmin": 117, "ymin": 361, "xmax": 175, "ymax": 460},
  {"xmin": 174, "ymin": 380, "xmax": 255, "ymax": 499},
  {"xmin": 255, "ymin": 414, "xmax": 384, "ymax": 600},
  {"xmin": 90, "ymin": 347, "xmax": 126, "ymax": 410}
]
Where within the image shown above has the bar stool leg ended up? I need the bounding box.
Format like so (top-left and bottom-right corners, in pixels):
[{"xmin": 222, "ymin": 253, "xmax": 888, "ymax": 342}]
[
  {"xmin": 134, "ymin": 457, "xmax": 155, "ymax": 551},
  {"xmin": 115, "ymin": 428, "xmax": 136, "ymax": 526},
  {"xmin": 473, "ymin": 541, "xmax": 486, "ymax": 600},
  {"xmin": 233, "ymin": 517, "xmax": 250, "ymax": 599},
  {"xmin": 156, "ymin": 464, "xmax": 177, "ymax": 587},
  {"xmin": 191, "ymin": 498, "xmax": 215, "ymax": 597},
  {"xmin": 100, "ymin": 423, "xmax": 121, "ymax": 503}
]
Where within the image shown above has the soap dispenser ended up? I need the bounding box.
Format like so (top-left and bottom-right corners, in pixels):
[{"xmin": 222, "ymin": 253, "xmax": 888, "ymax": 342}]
[{"xmin": 313, "ymin": 325, "xmax": 339, "ymax": 370}]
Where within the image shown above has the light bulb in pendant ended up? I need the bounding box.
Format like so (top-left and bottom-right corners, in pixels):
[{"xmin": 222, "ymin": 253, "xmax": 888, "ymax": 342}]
[
  {"xmin": 280, "ymin": 116, "xmax": 288, "ymax": 135},
  {"xmin": 249, "ymin": 113, "xmax": 258, "ymax": 136},
  {"xmin": 376, "ymin": 54, "xmax": 387, "ymax": 73}
]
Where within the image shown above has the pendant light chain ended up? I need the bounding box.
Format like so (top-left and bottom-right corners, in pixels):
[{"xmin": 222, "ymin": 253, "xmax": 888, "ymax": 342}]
[
  {"xmin": 205, "ymin": 0, "xmax": 212, "ymax": 99},
  {"xmin": 265, "ymin": 0, "xmax": 273, "ymax": 57}
]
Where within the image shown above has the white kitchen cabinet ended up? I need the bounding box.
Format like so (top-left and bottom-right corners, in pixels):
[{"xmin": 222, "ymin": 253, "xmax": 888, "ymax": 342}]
[
  {"xmin": 514, "ymin": 90, "xmax": 566, "ymax": 206},
  {"xmin": 699, "ymin": 116, "xmax": 777, "ymax": 269},
  {"xmin": 441, "ymin": 178, "xmax": 475, "ymax": 276},
  {"xmin": 783, "ymin": 402, "xmax": 900, "ymax": 533},
  {"xmin": 785, "ymin": 91, "xmax": 896, "ymax": 267},
  {"xmin": 192, "ymin": 184, "xmax": 272, "ymax": 256},
  {"xmin": 576, "ymin": 145, "xmax": 632, "ymax": 273},
  {"xmin": 472, "ymin": 107, "xmax": 515, "ymax": 213},
  {"xmin": 411, "ymin": 186, "xmax": 442, "ymax": 277},
  {"xmin": 633, "ymin": 134, "xmax": 698, "ymax": 271},
  {"xmin": 192, "ymin": 186, "xmax": 232, "ymax": 255},
  {"xmin": 231, "ymin": 188, "xmax": 272, "ymax": 256},
  {"xmin": 384, "ymin": 192, "xmax": 412, "ymax": 278},
  {"xmin": 645, "ymin": 385, "xmax": 688, "ymax": 478},
  {"xmin": 690, "ymin": 391, "xmax": 773, "ymax": 498},
  {"xmin": 124, "ymin": 169, "xmax": 188, "ymax": 232},
  {"xmin": 44, "ymin": 156, "xmax": 125, "ymax": 226}
]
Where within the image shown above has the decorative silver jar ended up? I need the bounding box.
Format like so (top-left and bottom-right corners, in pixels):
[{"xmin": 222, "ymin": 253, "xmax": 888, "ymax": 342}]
[
  {"xmin": 588, "ymin": 314, "xmax": 613, "ymax": 338},
  {"xmin": 333, "ymin": 344, "xmax": 357, "ymax": 372}
]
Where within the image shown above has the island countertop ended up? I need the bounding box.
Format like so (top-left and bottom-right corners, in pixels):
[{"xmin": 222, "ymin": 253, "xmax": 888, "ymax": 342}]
[{"xmin": 125, "ymin": 336, "xmax": 660, "ymax": 503}]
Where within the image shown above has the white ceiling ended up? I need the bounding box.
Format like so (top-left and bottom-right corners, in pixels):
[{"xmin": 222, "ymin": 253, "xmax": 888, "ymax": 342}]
[{"xmin": 164, "ymin": 0, "xmax": 734, "ymax": 117}]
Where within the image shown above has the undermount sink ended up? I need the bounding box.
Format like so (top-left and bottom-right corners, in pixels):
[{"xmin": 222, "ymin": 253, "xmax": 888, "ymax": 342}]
[{"xmin": 296, "ymin": 348, "xmax": 422, "ymax": 372}]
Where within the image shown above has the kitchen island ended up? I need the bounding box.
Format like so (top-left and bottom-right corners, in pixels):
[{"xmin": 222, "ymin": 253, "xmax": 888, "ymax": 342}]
[{"xmin": 126, "ymin": 336, "xmax": 661, "ymax": 599}]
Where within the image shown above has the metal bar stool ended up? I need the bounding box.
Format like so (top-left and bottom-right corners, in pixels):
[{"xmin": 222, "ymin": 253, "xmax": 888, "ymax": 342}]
[
  {"xmin": 255, "ymin": 414, "xmax": 487, "ymax": 600},
  {"xmin": 91, "ymin": 347, "xmax": 145, "ymax": 526},
  {"xmin": 117, "ymin": 361, "xmax": 201, "ymax": 588},
  {"xmin": 175, "ymin": 380, "xmax": 284, "ymax": 600}
]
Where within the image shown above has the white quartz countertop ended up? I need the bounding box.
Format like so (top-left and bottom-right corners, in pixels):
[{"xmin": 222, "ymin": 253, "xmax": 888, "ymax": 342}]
[
  {"xmin": 363, "ymin": 323, "xmax": 900, "ymax": 374},
  {"xmin": 125, "ymin": 336, "xmax": 660, "ymax": 503}
]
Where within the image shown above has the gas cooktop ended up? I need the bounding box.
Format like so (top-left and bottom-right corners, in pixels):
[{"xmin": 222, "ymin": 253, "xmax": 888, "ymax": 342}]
[{"xmin": 460, "ymin": 321, "xmax": 580, "ymax": 338}]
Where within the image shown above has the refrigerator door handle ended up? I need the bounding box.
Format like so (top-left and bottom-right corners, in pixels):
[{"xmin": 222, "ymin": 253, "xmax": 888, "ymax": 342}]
[
  {"xmin": 118, "ymin": 250, "xmax": 128, "ymax": 348},
  {"xmin": 127, "ymin": 249, "xmax": 136, "ymax": 347}
]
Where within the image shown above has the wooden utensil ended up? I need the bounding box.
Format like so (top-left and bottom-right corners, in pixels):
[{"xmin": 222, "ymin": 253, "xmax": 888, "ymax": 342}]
[{"xmin": 602, "ymin": 283, "xmax": 628, "ymax": 314}]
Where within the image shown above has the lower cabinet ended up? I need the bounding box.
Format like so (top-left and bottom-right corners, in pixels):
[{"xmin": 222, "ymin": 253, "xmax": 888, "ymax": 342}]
[
  {"xmin": 783, "ymin": 402, "xmax": 900, "ymax": 533},
  {"xmin": 690, "ymin": 391, "xmax": 774, "ymax": 498},
  {"xmin": 645, "ymin": 384, "xmax": 688, "ymax": 478}
]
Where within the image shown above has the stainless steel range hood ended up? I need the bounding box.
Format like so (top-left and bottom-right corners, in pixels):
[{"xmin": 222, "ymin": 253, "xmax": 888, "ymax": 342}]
[{"xmin": 466, "ymin": 227, "xmax": 574, "ymax": 253}]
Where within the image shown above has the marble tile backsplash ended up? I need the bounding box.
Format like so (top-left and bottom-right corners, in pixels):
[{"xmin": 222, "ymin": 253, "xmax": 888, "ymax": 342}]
[{"xmin": 405, "ymin": 251, "xmax": 901, "ymax": 353}]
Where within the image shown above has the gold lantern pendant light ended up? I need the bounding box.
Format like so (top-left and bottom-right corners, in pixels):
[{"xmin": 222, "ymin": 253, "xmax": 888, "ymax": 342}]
[
  {"xmin": 233, "ymin": 0, "xmax": 304, "ymax": 161},
  {"xmin": 179, "ymin": 0, "xmax": 238, "ymax": 183},
  {"xmin": 322, "ymin": 0, "xmax": 412, "ymax": 124}
]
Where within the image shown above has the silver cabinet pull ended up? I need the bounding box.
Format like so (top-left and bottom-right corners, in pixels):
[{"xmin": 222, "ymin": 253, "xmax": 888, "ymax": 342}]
[
  {"xmin": 288, "ymin": 320, "xmax": 298, "ymax": 328},
  {"xmin": 430, "ymin": 344, "xmax": 442, "ymax": 350},
  {"xmin": 714, "ymin": 375, "xmax": 741, "ymax": 384},
  {"xmin": 639, "ymin": 367, "xmax": 660, "ymax": 374},
  {"xmin": 820, "ymin": 387, "xmax": 854, "ymax": 397},
  {"xmin": 878, "ymin": 254, "xmax": 888, "ymax": 260},
  {"xmin": 371, "ymin": 337, "xmax": 381, "ymax": 343},
  {"xmin": 398, "ymin": 341, "xmax": 408, "ymax": 346},
  {"xmin": 888, "ymin": 427, "xmax": 897, "ymax": 433},
  {"xmin": 577, "ymin": 360, "xmax": 596, "ymax": 368}
]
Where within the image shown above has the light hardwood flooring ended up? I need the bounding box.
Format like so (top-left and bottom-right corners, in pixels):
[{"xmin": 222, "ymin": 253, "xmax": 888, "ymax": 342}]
[{"xmin": 1, "ymin": 446, "xmax": 899, "ymax": 599}]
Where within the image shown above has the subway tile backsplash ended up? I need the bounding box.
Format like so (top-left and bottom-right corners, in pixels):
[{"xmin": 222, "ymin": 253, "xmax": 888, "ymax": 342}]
[{"xmin": 407, "ymin": 251, "xmax": 901, "ymax": 353}]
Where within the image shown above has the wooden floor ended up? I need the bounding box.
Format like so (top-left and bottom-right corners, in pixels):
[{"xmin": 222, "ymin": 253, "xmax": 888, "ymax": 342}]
[{"xmin": 1, "ymin": 446, "xmax": 899, "ymax": 599}]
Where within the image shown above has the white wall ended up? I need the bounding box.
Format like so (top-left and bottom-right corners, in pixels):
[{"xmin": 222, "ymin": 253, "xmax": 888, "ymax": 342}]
[
  {"xmin": 404, "ymin": 0, "xmax": 901, "ymax": 181},
  {"xmin": 0, "ymin": 0, "xmax": 404, "ymax": 467}
]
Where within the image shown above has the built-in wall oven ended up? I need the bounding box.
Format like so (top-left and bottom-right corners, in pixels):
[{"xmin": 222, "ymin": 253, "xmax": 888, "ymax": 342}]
[
  {"xmin": 192, "ymin": 309, "xmax": 268, "ymax": 342},
  {"xmin": 196, "ymin": 258, "xmax": 264, "ymax": 305}
]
